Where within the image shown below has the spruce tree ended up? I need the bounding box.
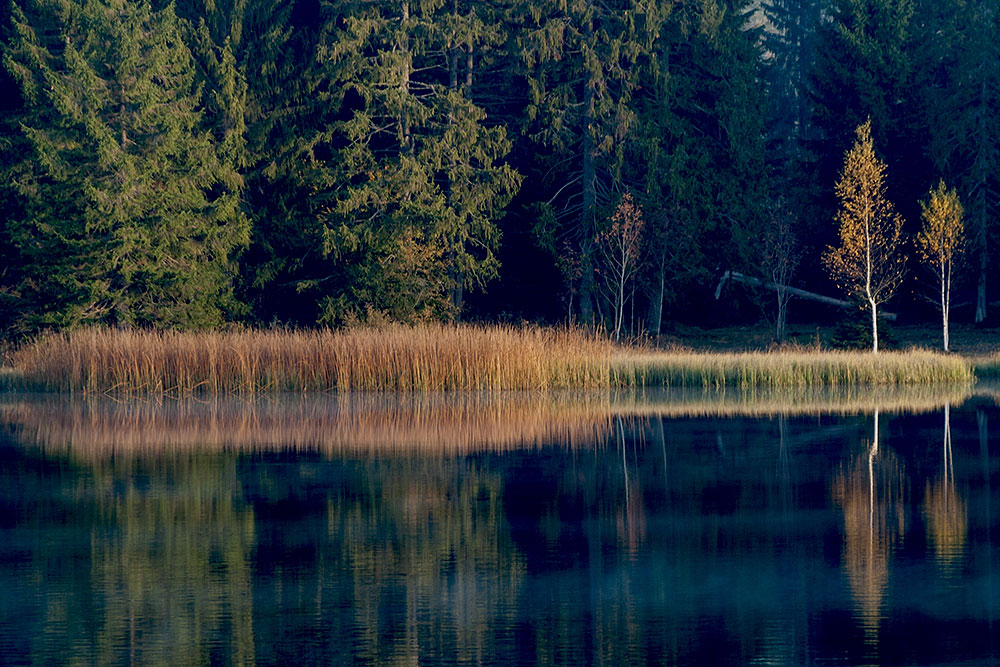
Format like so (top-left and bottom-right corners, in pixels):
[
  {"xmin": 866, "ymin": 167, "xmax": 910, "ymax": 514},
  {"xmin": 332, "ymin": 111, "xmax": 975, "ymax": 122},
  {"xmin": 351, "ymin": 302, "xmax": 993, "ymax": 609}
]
[
  {"xmin": 314, "ymin": 0, "xmax": 520, "ymax": 323},
  {"xmin": 810, "ymin": 0, "xmax": 929, "ymax": 224},
  {"xmin": 519, "ymin": 0, "xmax": 642, "ymax": 325},
  {"xmin": 920, "ymin": 0, "xmax": 1000, "ymax": 323},
  {"xmin": 624, "ymin": 0, "xmax": 768, "ymax": 333},
  {"xmin": 3, "ymin": 0, "xmax": 249, "ymax": 331}
]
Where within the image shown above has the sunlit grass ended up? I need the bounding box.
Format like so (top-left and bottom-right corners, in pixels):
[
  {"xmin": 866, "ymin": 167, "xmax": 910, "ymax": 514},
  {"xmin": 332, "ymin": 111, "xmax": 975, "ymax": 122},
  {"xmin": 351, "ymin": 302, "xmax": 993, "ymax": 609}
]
[
  {"xmin": 971, "ymin": 354, "xmax": 1000, "ymax": 380},
  {"xmin": 611, "ymin": 349, "xmax": 973, "ymax": 388},
  {"xmin": 10, "ymin": 325, "xmax": 612, "ymax": 394},
  {"xmin": 8, "ymin": 325, "xmax": 975, "ymax": 395}
]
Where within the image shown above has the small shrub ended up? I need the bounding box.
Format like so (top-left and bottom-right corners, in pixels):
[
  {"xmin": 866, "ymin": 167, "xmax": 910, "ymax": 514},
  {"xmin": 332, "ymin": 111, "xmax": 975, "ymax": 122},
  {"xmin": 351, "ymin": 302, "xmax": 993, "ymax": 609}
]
[{"xmin": 830, "ymin": 311, "xmax": 898, "ymax": 350}]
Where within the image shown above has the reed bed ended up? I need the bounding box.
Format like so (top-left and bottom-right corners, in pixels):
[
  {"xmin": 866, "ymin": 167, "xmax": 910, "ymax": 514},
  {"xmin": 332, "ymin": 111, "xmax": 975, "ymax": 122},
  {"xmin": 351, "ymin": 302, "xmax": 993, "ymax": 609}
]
[
  {"xmin": 8, "ymin": 325, "xmax": 975, "ymax": 395},
  {"xmin": 11, "ymin": 325, "xmax": 612, "ymax": 394},
  {"xmin": 611, "ymin": 349, "xmax": 973, "ymax": 388},
  {"xmin": 972, "ymin": 354, "xmax": 1000, "ymax": 380}
]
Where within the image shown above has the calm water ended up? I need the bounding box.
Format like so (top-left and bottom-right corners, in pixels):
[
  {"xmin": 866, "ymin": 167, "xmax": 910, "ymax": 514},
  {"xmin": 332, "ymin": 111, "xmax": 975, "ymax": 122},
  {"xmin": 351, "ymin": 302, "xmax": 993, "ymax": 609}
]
[{"xmin": 1, "ymin": 391, "xmax": 999, "ymax": 665}]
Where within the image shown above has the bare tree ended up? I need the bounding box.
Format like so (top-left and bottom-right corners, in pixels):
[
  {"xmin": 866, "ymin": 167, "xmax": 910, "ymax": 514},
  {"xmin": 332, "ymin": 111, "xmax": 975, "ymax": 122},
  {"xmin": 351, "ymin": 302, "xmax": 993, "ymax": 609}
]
[
  {"xmin": 760, "ymin": 201, "xmax": 800, "ymax": 342},
  {"xmin": 597, "ymin": 193, "xmax": 645, "ymax": 340}
]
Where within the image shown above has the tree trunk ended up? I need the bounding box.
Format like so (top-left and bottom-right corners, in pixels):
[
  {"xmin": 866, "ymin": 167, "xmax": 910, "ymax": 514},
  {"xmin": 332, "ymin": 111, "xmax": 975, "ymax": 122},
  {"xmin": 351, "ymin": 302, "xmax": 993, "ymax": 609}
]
[
  {"xmin": 776, "ymin": 286, "xmax": 788, "ymax": 342},
  {"xmin": 445, "ymin": 0, "xmax": 465, "ymax": 315},
  {"xmin": 466, "ymin": 43, "xmax": 473, "ymax": 88},
  {"xmin": 977, "ymin": 249, "xmax": 988, "ymax": 324},
  {"xmin": 400, "ymin": 0, "xmax": 411, "ymax": 154},
  {"xmin": 577, "ymin": 13, "xmax": 597, "ymax": 325},
  {"xmin": 976, "ymin": 70, "xmax": 990, "ymax": 324},
  {"xmin": 449, "ymin": 0, "xmax": 459, "ymax": 90},
  {"xmin": 942, "ymin": 262, "xmax": 950, "ymax": 352},
  {"xmin": 646, "ymin": 263, "xmax": 665, "ymax": 337},
  {"xmin": 615, "ymin": 263, "xmax": 625, "ymax": 340},
  {"xmin": 870, "ymin": 299, "xmax": 879, "ymax": 354}
]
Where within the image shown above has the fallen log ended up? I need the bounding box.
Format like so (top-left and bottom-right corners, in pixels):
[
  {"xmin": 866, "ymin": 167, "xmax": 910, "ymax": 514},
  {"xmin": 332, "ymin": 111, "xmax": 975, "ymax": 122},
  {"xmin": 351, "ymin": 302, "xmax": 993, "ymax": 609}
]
[{"xmin": 715, "ymin": 270, "xmax": 897, "ymax": 321}]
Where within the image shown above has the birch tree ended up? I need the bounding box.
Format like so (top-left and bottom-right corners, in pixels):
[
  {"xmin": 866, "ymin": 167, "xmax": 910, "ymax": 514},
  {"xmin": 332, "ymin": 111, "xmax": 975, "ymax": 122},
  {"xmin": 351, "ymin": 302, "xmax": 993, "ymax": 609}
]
[
  {"xmin": 917, "ymin": 180, "xmax": 964, "ymax": 351},
  {"xmin": 760, "ymin": 202, "xmax": 800, "ymax": 342},
  {"xmin": 824, "ymin": 120, "xmax": 907, "ymax": 353},
  {"xmin": 597, "ymin": 193, "xmax": 645, "ymax": 340}
]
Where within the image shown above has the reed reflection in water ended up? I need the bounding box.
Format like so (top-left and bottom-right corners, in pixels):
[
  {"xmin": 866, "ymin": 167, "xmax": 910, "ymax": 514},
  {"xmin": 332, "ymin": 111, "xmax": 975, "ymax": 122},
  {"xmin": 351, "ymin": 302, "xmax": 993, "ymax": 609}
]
[
  {"xmin": 0, "ymin": 384, "xmax": 975, "ymax": 459},
  {"xmin": 2, "ymin": 388, "xmax": 1000, "ymax": 665}
]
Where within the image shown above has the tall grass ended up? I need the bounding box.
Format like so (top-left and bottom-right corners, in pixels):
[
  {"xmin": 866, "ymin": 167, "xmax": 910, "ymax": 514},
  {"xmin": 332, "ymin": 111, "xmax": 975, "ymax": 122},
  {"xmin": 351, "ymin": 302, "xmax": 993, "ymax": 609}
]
[
  {"xmin": 972, "ymin": 354, "xmax": 1000, "ymax": 380},
  {"xmin": 611, "ymin": 349, "xmax": 973, "ymax": 388},
  {"xmin": 9, "ymin": 325, "xmax": 975, "ymax": 395},
  {"xmin": 12, "ymin": 325, "xmax": 612, "ymax": 394}
]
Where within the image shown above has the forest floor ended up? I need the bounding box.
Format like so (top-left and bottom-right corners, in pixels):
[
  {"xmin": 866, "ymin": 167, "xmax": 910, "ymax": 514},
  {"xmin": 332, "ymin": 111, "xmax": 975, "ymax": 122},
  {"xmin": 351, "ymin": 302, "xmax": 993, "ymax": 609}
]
[{"xmin": 657, "ymin": 322, "xmax": 1000, "ymax": 356}]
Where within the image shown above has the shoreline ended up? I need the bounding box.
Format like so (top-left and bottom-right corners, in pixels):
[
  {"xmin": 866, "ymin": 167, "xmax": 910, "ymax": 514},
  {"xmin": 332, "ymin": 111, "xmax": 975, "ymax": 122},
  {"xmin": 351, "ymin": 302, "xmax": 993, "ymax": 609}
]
[{"xmin": 2, "ymin": 325, "xmax": 983, "ymax": 395}]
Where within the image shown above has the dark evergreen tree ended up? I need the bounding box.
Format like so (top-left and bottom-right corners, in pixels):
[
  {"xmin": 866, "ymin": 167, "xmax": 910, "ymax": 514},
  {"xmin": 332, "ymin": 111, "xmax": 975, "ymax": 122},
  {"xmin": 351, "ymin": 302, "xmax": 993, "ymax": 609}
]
[
  {"xmin": 625, "ymin": 0, "xmax": 768, "ymax": 333},
  {"xmin": 170, "ymin": 0, "xmax": 336, "ymax": 326},
  {"xmin": 519, "ymin": 0, "xmax": 643, "ymax": 325},
  {"xmin": 920, "ymin": 0, "xmax": 1000, "ymax": 323},
  {"xmin": 760, "ymin": 0, "xmax": 821, "ymax": 174},
  {"xmin": 313, "ymin": 0, "xmax": 520, "ymax": 323},
  {"xmin": 810, "ymin": 0, "xmax": 930, "ymax": 225},
  {"xmin": 0, "ymin": 0, "xmax": 23, "ymax": 332},
  {"xmin": 3, "ymin": 0, "xmax": 249, "ymax": 331}
]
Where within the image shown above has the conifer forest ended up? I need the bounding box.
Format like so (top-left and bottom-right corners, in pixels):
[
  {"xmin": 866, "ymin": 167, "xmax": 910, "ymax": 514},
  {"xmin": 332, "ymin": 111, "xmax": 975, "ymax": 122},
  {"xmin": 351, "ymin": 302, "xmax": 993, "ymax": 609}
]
[{"xmin": 1, "ymin": 0, "xmax": 998, "ymax": 338}]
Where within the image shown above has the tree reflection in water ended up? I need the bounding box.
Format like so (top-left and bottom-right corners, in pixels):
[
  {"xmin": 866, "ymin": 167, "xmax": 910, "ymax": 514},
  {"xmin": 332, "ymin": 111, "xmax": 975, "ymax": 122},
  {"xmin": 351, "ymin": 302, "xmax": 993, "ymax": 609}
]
[
  {"xmin": 4, "ymin": 389, "xmax": 1000, "ymax": 664},
  {"xmin": 924, "ymin": 403, "xmax": 967, "ymax": 577},
  {"xmin": 832, "ymin": 410, "xmax": 906, "ymax": 653}
]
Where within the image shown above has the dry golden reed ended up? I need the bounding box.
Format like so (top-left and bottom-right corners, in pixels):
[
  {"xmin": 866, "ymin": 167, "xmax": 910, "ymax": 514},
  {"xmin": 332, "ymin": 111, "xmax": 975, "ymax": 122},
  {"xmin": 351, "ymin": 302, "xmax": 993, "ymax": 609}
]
[
  {"xmin": 12, "ymin": 325, "xmax": 611, "ymax": 394},
  {"xmin": 612, "ymin": 348, "xmax": 973, "ymax": 388},
  {"xmin": 9, "ymin": 325, "xmax": 974, "ymax": 395}
]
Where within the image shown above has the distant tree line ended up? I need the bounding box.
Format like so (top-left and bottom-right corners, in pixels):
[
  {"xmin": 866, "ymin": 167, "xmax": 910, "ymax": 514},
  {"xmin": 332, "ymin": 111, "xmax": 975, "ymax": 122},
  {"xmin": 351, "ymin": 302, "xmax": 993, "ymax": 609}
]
[{"xmin": 0, "ymin": 0, "xmax": 996, "ymax": 339}]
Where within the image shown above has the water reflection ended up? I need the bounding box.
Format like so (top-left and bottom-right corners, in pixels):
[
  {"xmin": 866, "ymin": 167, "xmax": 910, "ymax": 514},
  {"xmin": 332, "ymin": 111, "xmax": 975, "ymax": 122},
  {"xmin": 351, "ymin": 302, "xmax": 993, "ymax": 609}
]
[
  {"xmin": 832, "ymin": 410, "xmax": 906, "ymax": 653},
  {"xmin": 1, "ymin": 392, "xmax": 614, "ymax": 457},
  {"xmin": 3, "ymin": 389, "xmax": 1000, "ymax": 664},
  {"xmin": 0, "ymin": 384, "xmax": 976, "ymax": 457},
  {"xmin": 323, "ymin": 459, "xmax": 523, "ymax": 664},
  {"xmin": 924, "ymin": 403, "xmax": 967, "ymax": 575},
  {"xmin": 91, "ymin": 456, "xmax": 256, "ymax": 665}
]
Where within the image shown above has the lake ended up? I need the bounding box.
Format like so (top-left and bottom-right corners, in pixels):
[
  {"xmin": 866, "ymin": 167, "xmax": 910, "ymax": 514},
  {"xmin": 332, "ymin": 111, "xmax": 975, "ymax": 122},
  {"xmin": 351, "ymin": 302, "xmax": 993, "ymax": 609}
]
[{"xmin": 1, "ymin": 388, "xmax": 998, "ymax": 665}]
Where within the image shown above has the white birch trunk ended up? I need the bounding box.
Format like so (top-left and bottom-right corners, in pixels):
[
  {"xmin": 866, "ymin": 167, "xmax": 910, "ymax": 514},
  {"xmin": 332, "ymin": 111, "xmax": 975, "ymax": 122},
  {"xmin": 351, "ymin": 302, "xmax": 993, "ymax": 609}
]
[
  {"xmin": 870, "ymin": 298, "xmax": 878, "ymax": 354},
  {"xmin": 942, "ymin": 259, "xmax": 949, "ymax": 352}
]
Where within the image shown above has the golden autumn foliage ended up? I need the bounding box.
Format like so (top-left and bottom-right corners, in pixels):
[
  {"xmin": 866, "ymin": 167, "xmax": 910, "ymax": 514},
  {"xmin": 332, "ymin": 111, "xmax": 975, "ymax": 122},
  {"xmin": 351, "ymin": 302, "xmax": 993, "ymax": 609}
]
[
  {"xmin": 824, "ymin": 120, "xmax": 907, "ymax": 353},
  {"xmin": 917, "ymin": 181, "xmax": 964, "ymax": 351}
]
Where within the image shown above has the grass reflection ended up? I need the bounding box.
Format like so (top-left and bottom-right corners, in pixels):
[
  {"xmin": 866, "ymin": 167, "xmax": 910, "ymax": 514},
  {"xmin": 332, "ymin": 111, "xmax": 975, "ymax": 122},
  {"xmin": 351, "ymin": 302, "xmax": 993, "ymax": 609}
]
[{"xmin": 0, "ymin": 385, "xmax": 981, "ymax": 458}]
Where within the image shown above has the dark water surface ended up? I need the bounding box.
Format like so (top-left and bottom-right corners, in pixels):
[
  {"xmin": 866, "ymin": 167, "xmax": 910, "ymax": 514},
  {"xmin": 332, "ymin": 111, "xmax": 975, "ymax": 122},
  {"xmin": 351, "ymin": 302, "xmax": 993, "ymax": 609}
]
[{"xmin": 2, "ymin": 391, "xmax": 1000, "ymax": 665}]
